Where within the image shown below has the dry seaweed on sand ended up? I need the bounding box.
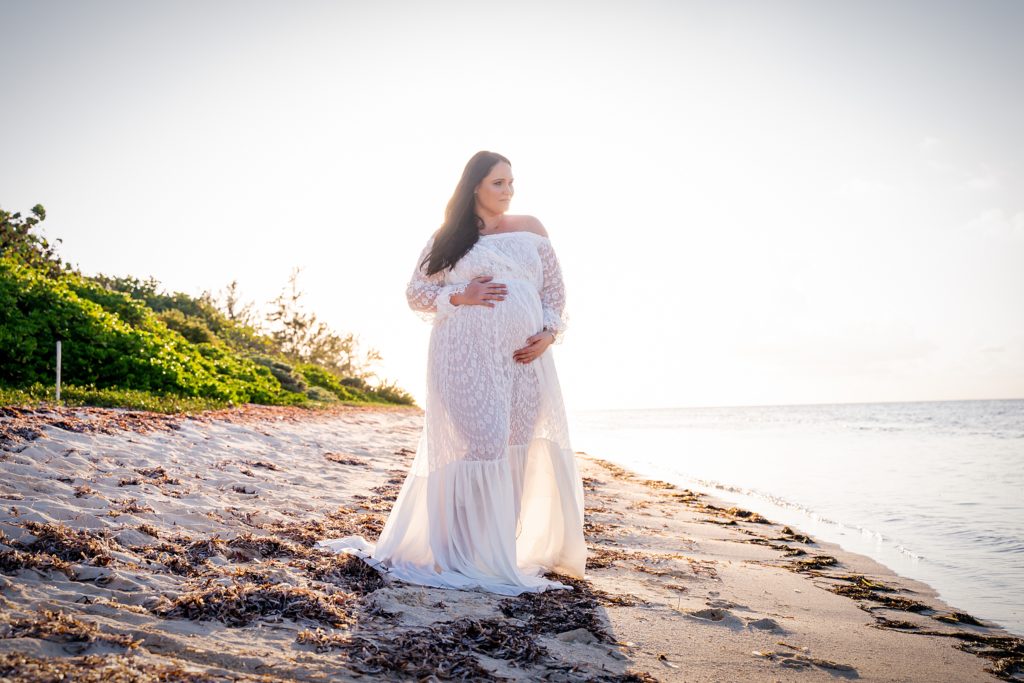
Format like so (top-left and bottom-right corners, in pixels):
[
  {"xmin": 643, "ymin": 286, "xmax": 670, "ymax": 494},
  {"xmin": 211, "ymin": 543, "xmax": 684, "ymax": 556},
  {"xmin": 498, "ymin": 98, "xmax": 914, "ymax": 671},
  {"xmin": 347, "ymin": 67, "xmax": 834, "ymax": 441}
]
[
  {"xmin": 1, "ymin": 608, "xmax": 142, "ymax": 654},
  {"xmin": 298, "ymin": 616, "xmax": 546, "ymax": 679},
  {"xmin": 369, "ymin": 481, "xmax": 403, "ymax": 501},
  {"xmin": 827, "ymin": 582, "xmax": 930, "ymax": 612},
  {"xmin": 132, "ymin": 538, "xmax": 205, "ymax": 576},
  {"xmin": 606, "ymin": 672, "xmax": 662, "ymax": 682},
  {"xmin": 132, "ymin": 530, "xmax": 315, "ymax": 577},
  {"xmin": 136, "ymin": 523, "xmax": 161, "ymax": 538},
  {"xmin": 934, "ymin": 611, "xmax": 987, "ymax": 626},
  {"xmin": 593, "ymin": 459, "xmax": 635, "ymax": 480},
  {"xmin": 832, "ymin": 574, "xmax": 896, "ymax": 591},
  {"xmin": 666, "ymin": 488, "xmax": 704, "ymax": 504},
  {"xmin": 870, "ymin": 620, "xmax": 1024, "ymax": 682},
  {"xmin": 324, "ymin": 508, "xmax": 387, "ymax": 537},
  {"xmin": 148, "ymin": 581, "xmax": 356, "ymax": 628},
  {"xmin": 584, "ymin": 519, "xmax": 620, "ymax": 539},
  {"xmin": 0, "ymin": 406, "xmax": 181, "ymax": 451},
  {"xmin": 243, "ymin": 459, "xmax": 279, "ymax": 471},
  {"xmin": 587, "ymin": 546, "xmax": 696, "ymax": 577},
  {"xmin": 815, "ymin": 573, "xmax": 929, "ymax": 610},
  {"xmin": 223, "ymin": 531, "xmax": 308, "ymax": 560},
  {"xmin": 259, "ymin": 513, "xmax": 377, "ymax": 548},
  {"xmin": 354, "ymin": 495, "xmax": 396, "ymax": 515},
  {"xmin": 134, "ymin": 464, "xmax": 183, "ymax": 484},
  {"xmin": 0, "ymin": 547, "xmax": 76, "ymax": 578},
  {"xmin": 686, "ymin": 557, "xmax": 720, "ymax": 579},
  {"xmin": 0, "ymin": 651, "xmax": 281, "ymax": 683},
  {"xmin": 74, "ymin": 483, "xmax": 97, "ymax": 498},
  {"xmin": 873, "ymin": 616, "xmax": 921, "ymax": 630},
  {"xmin": 324, "ymin": 451, "xmax": 369, "ymax": 466},
  {"xmin": 587, "ymin": 546, "xmax": 647, "ymax": 569},
  {"xmin": 672, "ymin": 497, "xmax": 773, "ymax": 525},
  {"xmin": 788, "ymin": 555, "xmax": 838, "ymax": 572},
  {"xmin": 298, "ymin": 630, "xmax": 494, "ymax": 680},
  {"xmin": 183, "ymin": 535, "xmax": 228, "ymax": 563},
  {"xmin": 740, "ymin": 537, "xmax": 807, "ymax": 557},
  {"xmin": 776, "ymin": 525, "xmax": 814, "ymax": 544},
  {"xmin": 107, "ymin": 497, "xmax": 156, "ymax": 516},
  {"xmin": 720, "ymin": 506, "xmax": 770, "ymax": 523},
  {"xmin": 301, "ymin": 552, "xmax": 387, "ymax": 595},
  {"xmin": 12, "ymin": 521, "xmax": 115, "ymax": 566},
  {"xmin": 895, "ymin": 627, "xmax": 1024, "ymax": 681},
  {"xmin": 955, "ymin": 635, "xmax": 1024, "ymax": 681},
  {"xmin": 499, "ymin": 574, "xmax": 636, "ymax": 640}
]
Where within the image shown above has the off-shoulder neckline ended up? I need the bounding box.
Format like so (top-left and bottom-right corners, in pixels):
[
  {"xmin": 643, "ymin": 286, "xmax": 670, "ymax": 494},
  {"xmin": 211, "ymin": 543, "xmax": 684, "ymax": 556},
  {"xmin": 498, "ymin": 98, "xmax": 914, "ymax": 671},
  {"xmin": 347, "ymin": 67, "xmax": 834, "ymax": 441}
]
[{"xmin": 478, "ymin": 230, "xmax": 548, "ymax": 240}]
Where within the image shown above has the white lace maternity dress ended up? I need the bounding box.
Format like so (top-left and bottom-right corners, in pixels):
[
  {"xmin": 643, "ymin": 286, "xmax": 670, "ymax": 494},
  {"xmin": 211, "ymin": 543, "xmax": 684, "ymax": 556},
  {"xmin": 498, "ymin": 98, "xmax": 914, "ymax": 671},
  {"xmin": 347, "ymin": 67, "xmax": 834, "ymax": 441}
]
[{"xmin": 316, "ymin": 230, "xmax": 586, "ymax": 595}]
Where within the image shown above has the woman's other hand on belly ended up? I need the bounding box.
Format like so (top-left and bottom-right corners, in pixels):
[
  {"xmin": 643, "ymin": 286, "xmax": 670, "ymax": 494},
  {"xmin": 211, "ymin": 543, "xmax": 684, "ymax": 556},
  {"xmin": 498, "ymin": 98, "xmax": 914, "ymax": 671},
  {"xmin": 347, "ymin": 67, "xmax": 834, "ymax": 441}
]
[{"xmin": 513, "ymin": 329, "xmax": 556, "ymax": 364}]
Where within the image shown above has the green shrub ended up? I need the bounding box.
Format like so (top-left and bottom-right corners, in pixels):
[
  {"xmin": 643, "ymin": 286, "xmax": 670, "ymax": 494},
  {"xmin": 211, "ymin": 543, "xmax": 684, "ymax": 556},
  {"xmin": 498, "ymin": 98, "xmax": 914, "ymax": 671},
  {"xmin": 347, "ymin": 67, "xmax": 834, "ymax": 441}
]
[
  {"xmin": 305, "ymin": 386, "xmax": 338, "ymax": 402},
  {"xmin": 156, "ymin": 309, "xmax": 218, "ymax": 345},
  {"xmin": 0, "ymin": 383, "xmax": 229, "ymax": 414},
  {"xmin": 297, "ymin": 364, "xmax": 371, "ymax": 402},
  {"xmin": 1, "ymin": 204, "xmax": 416, "ymax": 410},
  {"xmin": 0, "ymin": 256, "xmax": 286, "ymax": 403},
  {"xmin": 251, "ymin": 355, "xmax": 307, "ymax": 394},
  {"xmin": 340, "ymin": 376, "xmax": 370, "ymax": 391},
  {"xmin": 369, "ymin": 380, "xmax": 416, "ymax": 406}
]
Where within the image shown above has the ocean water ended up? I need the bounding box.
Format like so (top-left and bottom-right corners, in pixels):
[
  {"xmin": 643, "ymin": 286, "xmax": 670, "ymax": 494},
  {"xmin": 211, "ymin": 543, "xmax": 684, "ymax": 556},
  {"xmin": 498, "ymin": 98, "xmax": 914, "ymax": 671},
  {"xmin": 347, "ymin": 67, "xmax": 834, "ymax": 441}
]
[{"xmin": 568, "ymin": 399, "xmax": 1024, "ymax": 636}]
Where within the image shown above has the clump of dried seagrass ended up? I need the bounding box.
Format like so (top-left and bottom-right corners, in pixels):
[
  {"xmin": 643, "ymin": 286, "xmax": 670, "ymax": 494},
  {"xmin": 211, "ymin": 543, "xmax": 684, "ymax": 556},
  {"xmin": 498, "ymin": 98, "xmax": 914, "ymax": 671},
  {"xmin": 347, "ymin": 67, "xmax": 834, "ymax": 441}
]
[
  {"xmin": 1, "ymin": 609, "xmax": 141, "ymax": 654},
  {"xmin": 499, "ymin": 574, "xmax": 630, "ymax": 642},
  {"xmin": 260, "ymin": 508, "xmax": 386, "ymax": 546},
  {"xmin": 297, "ymin": 616, "xmax": 546, "ymax": 679},
  {"xmin": 0, "ymin": 651, "xmax": 273, "ymax": 682},
  {"xmin": 14, "ymin": 521, "xmax": 114, "ymax": 566},
  {"xmin": 303, "ymin": 552, "xmax": 386, "ymax": 595},
  {"xmin": 324, "ymin": 451, "xmax": 368, "ymax": 466},
  {"xmin": 0, "ymin": 547, "xmax": 75, "ymax": 578},
  {"xmin": 148, "ymin": 581, "xmax": 356, "ymax": 628}
]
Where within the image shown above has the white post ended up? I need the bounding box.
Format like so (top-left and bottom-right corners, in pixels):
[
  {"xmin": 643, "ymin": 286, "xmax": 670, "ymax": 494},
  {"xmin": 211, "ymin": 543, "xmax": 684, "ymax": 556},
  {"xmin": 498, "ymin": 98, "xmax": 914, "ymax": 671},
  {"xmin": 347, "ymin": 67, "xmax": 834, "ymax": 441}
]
[{"xmin": 55, "ymin": 340, "xmax": 62, "ymax": 403}]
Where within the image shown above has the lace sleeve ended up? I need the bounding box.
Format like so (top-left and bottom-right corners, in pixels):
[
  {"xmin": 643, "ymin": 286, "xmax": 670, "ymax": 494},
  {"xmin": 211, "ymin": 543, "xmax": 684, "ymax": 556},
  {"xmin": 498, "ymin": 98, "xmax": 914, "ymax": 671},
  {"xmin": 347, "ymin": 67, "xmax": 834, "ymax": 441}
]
[
  {"xmin": 406, "ymin": 236, "xmax": 468, "ymax": 323},
  {"xmin": 538, "ymin": 237, "xmax": 568, "ymax": 344}
]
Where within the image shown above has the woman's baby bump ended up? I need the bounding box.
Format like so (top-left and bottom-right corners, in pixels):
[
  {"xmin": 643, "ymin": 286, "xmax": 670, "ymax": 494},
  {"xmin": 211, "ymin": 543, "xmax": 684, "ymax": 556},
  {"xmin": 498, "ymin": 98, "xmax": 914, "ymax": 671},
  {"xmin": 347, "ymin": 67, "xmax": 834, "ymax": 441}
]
[{"xmin": 456, "ymin": 276, "xmax": 542, "ymax": 347}]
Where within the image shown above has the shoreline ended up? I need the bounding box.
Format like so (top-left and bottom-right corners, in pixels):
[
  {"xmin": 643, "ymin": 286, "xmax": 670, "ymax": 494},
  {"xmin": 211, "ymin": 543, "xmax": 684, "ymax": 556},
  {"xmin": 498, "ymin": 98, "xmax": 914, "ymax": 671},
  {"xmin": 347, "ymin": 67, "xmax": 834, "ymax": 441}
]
[
  {"xmin": 589, "ymin": 451, "xmax": 1024, "ymax": 640},
  {"xmin": 0, "ymin": 404, "xmax": 1019, "ymax": 681}
]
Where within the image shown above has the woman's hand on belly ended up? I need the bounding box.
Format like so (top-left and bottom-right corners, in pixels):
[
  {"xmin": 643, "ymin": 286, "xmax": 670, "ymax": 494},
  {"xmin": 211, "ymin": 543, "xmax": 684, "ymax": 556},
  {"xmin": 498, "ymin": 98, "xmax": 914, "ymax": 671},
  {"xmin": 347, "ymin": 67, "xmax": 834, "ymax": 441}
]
[
  {"xmin": 451, "ymin": 276, "xmax": 507, "ymax": 308},
  {"xmin": 513, "ymin": 329, "xmax": 556, "ymax": 364}
]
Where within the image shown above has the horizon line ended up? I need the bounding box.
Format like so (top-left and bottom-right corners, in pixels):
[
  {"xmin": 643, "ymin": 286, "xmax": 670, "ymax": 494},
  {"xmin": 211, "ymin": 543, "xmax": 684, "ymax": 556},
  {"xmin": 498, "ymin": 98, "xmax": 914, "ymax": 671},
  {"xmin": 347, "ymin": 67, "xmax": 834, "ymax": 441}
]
[{"xmin": 573, "ymin": 396, "xmax": 1024, "ymax": 413}]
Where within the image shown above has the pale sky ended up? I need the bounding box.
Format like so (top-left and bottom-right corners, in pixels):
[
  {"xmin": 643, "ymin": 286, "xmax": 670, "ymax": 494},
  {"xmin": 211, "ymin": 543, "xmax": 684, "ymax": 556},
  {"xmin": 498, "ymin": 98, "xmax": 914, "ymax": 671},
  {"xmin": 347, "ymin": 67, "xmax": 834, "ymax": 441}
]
[{"xmin": 2, "ymin": 0, "xmax": 1022, "ymax": 410}]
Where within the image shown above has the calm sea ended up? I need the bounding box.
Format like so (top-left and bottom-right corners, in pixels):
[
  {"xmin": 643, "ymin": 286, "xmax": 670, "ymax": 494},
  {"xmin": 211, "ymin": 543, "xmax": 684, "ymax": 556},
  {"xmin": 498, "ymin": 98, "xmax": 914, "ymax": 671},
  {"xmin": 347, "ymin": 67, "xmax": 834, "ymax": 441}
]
[{"xmin": 568, "ymin": 399, "xmax": 1024, "ymax": 636}]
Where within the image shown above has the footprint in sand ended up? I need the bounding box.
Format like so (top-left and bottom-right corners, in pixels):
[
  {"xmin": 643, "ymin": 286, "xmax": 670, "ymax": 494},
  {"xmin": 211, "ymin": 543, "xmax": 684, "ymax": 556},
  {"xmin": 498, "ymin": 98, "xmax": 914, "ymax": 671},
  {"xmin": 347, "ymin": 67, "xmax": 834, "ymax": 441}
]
[
  {"xmin": 705, "ymin": 598, "xmax": 745, "ymax": 610},
  {"xmin": 746, "ymin": 617, "xmax": 787, "ymax": 633},
  {"xmin": 684, "ymin": 607, "xmax": 744, "ymax": 630}
]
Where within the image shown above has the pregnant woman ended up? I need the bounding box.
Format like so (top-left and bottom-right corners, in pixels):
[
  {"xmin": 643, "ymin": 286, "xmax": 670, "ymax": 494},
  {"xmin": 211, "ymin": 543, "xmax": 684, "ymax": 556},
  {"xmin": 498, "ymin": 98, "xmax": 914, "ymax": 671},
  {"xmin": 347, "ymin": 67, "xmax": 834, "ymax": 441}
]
[{"xmin": 317, "ymin": 151, "xmax": 586, "ymax": 595}]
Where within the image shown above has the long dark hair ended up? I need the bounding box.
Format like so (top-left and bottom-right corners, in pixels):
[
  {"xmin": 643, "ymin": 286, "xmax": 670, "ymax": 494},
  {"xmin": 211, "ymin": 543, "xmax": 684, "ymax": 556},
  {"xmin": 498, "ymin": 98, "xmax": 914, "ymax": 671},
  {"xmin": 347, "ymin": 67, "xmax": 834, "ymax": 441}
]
[{"xmin": 423, "ymin": 150, "xmax": 510, "ymax": 276}]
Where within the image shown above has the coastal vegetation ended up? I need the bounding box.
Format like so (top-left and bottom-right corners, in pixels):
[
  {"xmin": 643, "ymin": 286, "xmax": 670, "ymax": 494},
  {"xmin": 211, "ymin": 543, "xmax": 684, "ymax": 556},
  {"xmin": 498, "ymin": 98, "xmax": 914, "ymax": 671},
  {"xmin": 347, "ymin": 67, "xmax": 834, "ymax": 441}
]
[{"xmin": 0, "ymin": 204, "xmax": 414, "ymax": 412}]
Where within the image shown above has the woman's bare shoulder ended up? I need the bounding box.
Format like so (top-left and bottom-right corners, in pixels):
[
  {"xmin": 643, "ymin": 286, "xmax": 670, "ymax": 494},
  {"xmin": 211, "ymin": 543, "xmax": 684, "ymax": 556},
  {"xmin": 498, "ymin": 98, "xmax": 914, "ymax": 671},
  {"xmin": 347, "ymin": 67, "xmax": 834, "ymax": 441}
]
[{"xmin": 502, "ymin": 214, "xmax": 548, "ymax": 237}]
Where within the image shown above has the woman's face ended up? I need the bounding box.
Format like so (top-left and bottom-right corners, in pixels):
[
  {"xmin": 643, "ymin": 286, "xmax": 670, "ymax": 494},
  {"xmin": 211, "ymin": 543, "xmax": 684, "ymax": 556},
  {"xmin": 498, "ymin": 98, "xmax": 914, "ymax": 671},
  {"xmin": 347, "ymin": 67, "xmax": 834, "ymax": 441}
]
[{"xmin": 474, "ymin": 161, "xmax": 514, "ymax": 216}]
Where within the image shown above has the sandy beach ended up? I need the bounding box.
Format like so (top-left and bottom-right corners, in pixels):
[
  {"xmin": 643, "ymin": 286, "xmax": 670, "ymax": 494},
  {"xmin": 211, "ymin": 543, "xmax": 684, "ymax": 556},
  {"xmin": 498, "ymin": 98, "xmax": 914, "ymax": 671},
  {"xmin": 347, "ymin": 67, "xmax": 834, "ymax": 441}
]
[{"xmin": 0, "ymin": 404, "xmax": 1019, "ymax": 682}]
